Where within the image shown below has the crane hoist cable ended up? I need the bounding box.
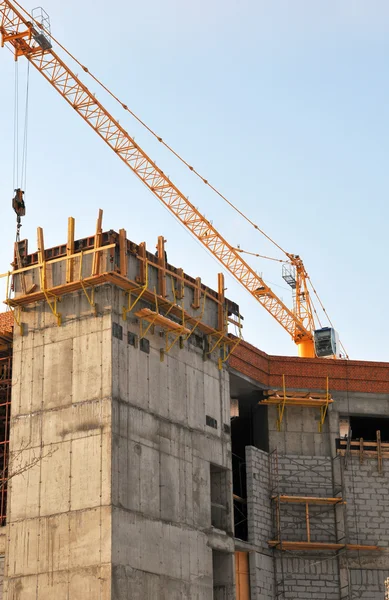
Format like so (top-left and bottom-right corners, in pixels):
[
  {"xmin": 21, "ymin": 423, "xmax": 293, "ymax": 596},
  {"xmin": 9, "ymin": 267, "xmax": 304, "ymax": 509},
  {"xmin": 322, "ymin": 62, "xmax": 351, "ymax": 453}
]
[
  {"xmin": 13, "ymin": 59, "xmax": 18, "ymax": 190},
  {"xmin": 12, "ymin": 53, "xmax": 29, "ymax": 241}
]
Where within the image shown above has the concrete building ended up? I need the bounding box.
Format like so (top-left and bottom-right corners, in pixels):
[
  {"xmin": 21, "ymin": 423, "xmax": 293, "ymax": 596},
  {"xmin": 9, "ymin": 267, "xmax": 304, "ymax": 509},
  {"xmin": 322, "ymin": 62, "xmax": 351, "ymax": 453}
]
[{"xmin": 0, "ymin": 218, "xmax": 387, "ymax": 599}]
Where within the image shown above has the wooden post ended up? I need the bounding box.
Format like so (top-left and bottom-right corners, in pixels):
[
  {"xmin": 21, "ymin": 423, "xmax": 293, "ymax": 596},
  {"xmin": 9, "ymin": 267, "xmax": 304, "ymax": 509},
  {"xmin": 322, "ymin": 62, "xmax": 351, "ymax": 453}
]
[
  {"xmin": 66, "ymin": 216, "xmax": 75, "ymax": 283},
  {"xmin": 276, "ymin": 497, "xmax": 281, "ymax": 540},
  {"xmin": 92, "ymin": 209, "xmax": 103, "ymax": 276},
  {"xmin": 306, "ymin": 503, "xmax": 311, "ymax": 542},
  {"xmin": 377, "ymin": 430, "xmax": 382, "ymax": 474},
  {"xmin": 119, "ymin": 228, "xmax": 127, "ymax": 277},
  {"xmin": 359, "ymin": 438, "xmax": 364, "ymax": 464},
  {"xmin": 192, "ymin": 276, "xmax": 201, "ymax": 309},
  {"xmin": 176, "ymin": 268, "xmax": 185, "ymax": 299},
  {"xmin": 217, "ymin": 272, "xmax": 225, "ymax": 332},
  {"xmin": 157, "ymin": 236, "xmax": 167, "ymax": 297},
  {"xmin": 136, "ymin": 242, "xmax": 147, "ymax": 284},
  {"xmin": 37, "ymin": 227, "xmax": 46, "ymax": 290}
]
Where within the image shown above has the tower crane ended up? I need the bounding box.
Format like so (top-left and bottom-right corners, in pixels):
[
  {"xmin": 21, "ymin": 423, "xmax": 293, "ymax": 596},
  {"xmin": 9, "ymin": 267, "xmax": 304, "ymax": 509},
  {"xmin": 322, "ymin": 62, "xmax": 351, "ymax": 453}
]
[{"xmin": 0, "ymin": 0, "xmax": 340, "ymax": 359}]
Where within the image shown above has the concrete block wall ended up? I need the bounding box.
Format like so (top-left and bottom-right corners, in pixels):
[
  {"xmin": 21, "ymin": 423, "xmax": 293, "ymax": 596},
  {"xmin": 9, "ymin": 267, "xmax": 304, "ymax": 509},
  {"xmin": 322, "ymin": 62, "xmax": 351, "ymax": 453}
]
[
  {"xmin": 343, "ymin": 457, "xmax": 389, "ymax": 546},
  {"xmin": 275, "ymin": 556, "xmax": 339, "ymax": 600},
  {"xmin": 246, "ymin": 446, "xmax": 342, "ymax": 598},
  {"xmin": 349, "ymin": 569, "xmax": 388, "ymax": 599},
  {"xmin": 248, "ymin": 553, "xmax": 274, "ymax": 600},
  {"xmin": 275, "ymin": 455, "xmax": 337, "ymax": 544},
  {"xmin": 245, "ymin": 447, "xmax": 274, "ymax": 600}
]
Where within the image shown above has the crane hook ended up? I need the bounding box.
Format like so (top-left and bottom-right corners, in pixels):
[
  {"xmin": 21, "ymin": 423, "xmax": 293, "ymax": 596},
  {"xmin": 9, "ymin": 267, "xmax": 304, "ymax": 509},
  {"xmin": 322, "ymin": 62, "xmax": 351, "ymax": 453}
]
[{"xmin": 12, "ymin": 188, "xmax": 26, "ymax": 242}]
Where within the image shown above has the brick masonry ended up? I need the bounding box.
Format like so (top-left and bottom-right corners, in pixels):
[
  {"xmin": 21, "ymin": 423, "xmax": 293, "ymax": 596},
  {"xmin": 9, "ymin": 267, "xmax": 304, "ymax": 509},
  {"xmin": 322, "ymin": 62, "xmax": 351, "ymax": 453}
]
[{"xmin": 230, "ymin": 339, "xmax": 389, "ymax": 393}]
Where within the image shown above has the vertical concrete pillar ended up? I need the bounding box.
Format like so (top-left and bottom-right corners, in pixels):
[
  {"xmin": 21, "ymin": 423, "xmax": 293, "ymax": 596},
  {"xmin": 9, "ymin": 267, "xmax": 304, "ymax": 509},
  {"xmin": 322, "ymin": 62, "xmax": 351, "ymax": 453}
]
[{"xmin": 4, "ymin": 291, "xmax": 113, "ymax": 600}]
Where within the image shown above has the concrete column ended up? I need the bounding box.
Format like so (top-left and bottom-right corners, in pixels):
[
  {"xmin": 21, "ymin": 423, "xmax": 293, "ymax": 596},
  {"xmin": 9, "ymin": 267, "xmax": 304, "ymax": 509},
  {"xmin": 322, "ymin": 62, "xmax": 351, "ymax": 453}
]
[{"xmin": 4, "ymin": 290, "xmax": 113, "ymax": 600}]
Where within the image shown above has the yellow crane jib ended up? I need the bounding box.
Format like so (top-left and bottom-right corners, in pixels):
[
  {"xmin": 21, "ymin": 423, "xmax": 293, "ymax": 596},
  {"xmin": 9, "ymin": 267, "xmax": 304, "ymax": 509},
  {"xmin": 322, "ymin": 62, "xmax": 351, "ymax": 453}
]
[{"xmin": 0, "ymin": 0, "xmax": 340, "ymax": 359}]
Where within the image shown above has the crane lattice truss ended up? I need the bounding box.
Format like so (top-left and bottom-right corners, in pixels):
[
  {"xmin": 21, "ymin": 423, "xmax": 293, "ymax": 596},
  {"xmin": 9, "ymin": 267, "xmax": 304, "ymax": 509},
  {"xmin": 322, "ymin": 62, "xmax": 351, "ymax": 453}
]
[{"xmin": 0, "ymin": 0, "xmax": 315, "ymax": 353}]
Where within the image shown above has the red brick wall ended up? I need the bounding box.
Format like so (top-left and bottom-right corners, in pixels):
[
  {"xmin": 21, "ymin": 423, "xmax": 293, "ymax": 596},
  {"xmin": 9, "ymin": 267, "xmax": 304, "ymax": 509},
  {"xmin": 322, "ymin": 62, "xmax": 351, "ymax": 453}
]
[
  {"xmin": 230, "ymin": 340, "xmax": 389, "ymax": 394},
  {"xmin": 0, "ymin": 312, "xmax": 13, "ymax": 335}
]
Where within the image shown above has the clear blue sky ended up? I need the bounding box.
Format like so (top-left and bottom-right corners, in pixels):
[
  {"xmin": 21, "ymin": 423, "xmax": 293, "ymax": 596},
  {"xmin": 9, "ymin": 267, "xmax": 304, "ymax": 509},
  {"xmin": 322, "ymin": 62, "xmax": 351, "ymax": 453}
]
[{"xmin": 1, "ymin": 0, "xmax": 388, "ymax": 361}]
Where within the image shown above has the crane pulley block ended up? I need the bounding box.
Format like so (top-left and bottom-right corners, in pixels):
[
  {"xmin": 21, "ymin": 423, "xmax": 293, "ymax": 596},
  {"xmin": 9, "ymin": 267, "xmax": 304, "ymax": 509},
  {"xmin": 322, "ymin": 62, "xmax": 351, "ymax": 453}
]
[{"xmin": 12, "ymin": 188, "xmax": 25, "ymax": 218}]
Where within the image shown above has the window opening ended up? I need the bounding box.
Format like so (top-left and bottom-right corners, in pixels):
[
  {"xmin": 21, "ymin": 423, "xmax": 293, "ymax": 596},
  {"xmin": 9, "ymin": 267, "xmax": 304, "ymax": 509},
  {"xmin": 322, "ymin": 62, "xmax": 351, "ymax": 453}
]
[{"xmin": 210, "ymin": 464, "xmax": 230, "ymax": 532}]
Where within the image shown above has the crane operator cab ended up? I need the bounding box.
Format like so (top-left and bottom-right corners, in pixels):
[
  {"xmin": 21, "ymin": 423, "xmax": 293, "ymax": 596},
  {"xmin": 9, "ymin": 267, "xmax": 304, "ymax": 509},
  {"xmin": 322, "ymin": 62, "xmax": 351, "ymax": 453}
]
[{"xmin": 314, "ymin": 327, "xmax": 340, "ymax": 358}]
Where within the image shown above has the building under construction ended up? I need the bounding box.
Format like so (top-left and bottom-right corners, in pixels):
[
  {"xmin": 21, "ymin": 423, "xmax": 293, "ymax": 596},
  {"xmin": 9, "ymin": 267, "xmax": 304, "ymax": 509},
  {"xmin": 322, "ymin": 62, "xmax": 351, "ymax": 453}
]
[
  {"xmin": 0, "ymin": 220, "xmax": 387, "ymax": 599},
  {"xmin": 0, "ymin": 2, "xmax": 388, "ymax": 597}
]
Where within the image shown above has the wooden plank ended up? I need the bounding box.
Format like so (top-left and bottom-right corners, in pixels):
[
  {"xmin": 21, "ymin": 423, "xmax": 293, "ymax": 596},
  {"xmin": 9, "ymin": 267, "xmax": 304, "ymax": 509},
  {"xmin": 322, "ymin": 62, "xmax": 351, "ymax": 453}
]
[
  {"xmin": 339, "ymin": 440, "xmax": 389, "ymax": 449},
  {"xmin": 134, "ymin": 307, "xmax": 191, "ymax": 335},
  {"xmin": 66, "ymin": 216, "xmax": 75, "ymax": 283},
  {"xmin": 233, "ymin": 494, "xmax": 247, "ymax": 504},
  {"xmin": 265, "ymin": 389, "xmax": 329, "ymax": 399},
  {"xmin": 261, "ymin": 397, "xmax": 333, "ymax": 408},
  {"xmin": 268, "ymin": 541, "xmax": 381, "ymax": 552},
  {"xmin": 37, "ymin": 227, "xmax": 46, "ymax": 290},
  {"xmin": 235, "ymin": 552, "xmax": 250, "ymax": 600},
  {"xmin": 272, "ymin": 495, "xmax": 344, "ymax": 505}
]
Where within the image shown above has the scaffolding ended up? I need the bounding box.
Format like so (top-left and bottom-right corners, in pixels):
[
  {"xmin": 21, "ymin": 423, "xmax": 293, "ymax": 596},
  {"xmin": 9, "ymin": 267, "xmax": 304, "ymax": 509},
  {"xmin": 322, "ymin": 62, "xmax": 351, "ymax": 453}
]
[
  {"xmin": 260, "ymin": 375, "xmax": 333, "ymax": 432},
  {"xmin": 337, "ymin": 432, "xmax": 387, "ymax": 474},
  {"xmin": 1, "ymin": 214, "xmax": 242, "ymax": 369},
  {"xmin": 0, "ymin": 352, "xmax": 11, "ymax": 526},
  {"xmin": 268, "ymin": 449, "xmax": 381, "ymax": 600},
  {"xmin": 232, "ymin": 452, "xmax": 248, "ymax": 541}
]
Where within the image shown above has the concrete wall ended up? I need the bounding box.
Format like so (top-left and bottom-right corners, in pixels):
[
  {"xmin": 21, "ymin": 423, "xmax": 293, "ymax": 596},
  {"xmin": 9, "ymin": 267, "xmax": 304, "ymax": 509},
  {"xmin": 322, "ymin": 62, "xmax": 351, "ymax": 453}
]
[
  {"xmin": 109, "ymin": 285, "xmax": 235, "ymax": 599},
  {"xmin": 5, "ymin": 288, "xmax": 113, "ymax": 599},
  {"xmin": 5, "ymin": 281, "xmax": 235, "ymax": 599}
]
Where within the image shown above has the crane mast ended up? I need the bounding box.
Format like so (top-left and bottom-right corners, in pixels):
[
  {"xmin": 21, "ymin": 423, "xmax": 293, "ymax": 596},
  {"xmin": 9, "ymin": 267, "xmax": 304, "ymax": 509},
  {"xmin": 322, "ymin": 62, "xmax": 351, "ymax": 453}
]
[{"xmin": 1, "ymin": 0, "xmax": 321, "ymax": 358}]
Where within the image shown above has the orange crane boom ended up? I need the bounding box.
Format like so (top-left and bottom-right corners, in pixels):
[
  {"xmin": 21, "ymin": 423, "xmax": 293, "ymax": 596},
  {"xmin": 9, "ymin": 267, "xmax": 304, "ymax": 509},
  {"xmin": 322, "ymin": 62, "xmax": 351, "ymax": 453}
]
[{"xmin": 1, "ymin": 0, "xmax": 318, "ymax": 357}]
